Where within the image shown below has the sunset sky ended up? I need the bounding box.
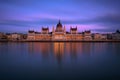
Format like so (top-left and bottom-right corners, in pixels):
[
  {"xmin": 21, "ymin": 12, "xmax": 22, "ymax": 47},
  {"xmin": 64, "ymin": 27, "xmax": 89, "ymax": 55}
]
[{"xmin": 0, "ymin": 0, "xmax": 120, "ymax": 33}]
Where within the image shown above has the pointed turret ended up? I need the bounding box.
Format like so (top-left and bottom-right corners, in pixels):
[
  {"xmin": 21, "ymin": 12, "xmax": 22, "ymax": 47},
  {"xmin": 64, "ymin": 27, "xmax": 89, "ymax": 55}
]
[
  {"xmin": 56, "ymin": 20, "xmax": 62, "ymax": 28},
  {"xmin": 64, "ymin": 26, "xmax": 66, "ymax": 33},
  {"xmin": 52, "ymin": 26, "xmax": 55, "ymax": 32},
  {"xmin": 56, "ymin": 20, "xmax": 63, "ymax": 32}
]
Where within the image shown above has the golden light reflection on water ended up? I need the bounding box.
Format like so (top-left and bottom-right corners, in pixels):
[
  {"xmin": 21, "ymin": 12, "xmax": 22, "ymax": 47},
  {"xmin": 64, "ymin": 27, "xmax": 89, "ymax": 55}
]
[
  {"xmin": 53, "ymin": 42, "xmax": 64, "ymax": 62},
  {"xmin": 28, "ymin": 42, "xmax": 52, "ymax": 58},
  {"xmin": 28, "ymin": 42, "xmax": 92, "ymax": 55},
  {"xmin": 0, "ymin": 43, "xmax": 120, "ymax": 80},
  {"xmin": 54, "ymin": 42, "xmax": 64, "ymax": 55},
  {"xmin": 27, "ymin": 42, "xmax": 110, "ymax": 62}
]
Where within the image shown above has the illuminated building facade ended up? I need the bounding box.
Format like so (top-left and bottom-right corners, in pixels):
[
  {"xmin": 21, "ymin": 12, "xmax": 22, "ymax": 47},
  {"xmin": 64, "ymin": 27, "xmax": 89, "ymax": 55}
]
[
  {"xmin": 52, "ymin": 20, "xmax": 66, "ymax": 40},
  {"xmin": 27, "ymin": 20, "xmax": 91, "ymax": 41}
]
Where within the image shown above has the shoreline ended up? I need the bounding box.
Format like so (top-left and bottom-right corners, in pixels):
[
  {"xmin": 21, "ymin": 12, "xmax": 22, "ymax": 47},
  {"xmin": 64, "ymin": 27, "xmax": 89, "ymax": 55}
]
[{"xmin": 0, "ymin": 40, "xmax": 120, "ymax": 42}]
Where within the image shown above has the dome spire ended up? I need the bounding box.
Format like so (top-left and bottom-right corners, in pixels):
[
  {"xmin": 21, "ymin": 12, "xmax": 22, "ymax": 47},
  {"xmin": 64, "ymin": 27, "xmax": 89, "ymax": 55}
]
[
  {"xmin": 56, "ymin": 20, "xmax": 62, "ymax": 28},
  {"xmin": 58, "ymin": 19, "xmax": 61, "ymax": 24}
]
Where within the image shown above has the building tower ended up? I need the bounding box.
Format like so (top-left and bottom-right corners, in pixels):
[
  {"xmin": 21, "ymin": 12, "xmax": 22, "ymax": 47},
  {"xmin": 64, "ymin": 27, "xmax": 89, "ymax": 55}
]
[
  {"xmin": 41, "ymin": 27, "xmax": 49, "ymax": 34},
  {"xmin": 52, "ymin": 26, "xmax": 55, "ymax": 35},
  {"xmin": 52, "ymin": 20, "xmax": 66, "ymax": 40},
  {"xmin": 70, "ymin": 27, "xmax": 77, "ymax": 34},
  {"xmin": 64, "ymin": 26, "xmax": 66, "ymax": 34},
  {"xmin": 56, "ymin": 20, "xmax": 63, "ymax": 32}
]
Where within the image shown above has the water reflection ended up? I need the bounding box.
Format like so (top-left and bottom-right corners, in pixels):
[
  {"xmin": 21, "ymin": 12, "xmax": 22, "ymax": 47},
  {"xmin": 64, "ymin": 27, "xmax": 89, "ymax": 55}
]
[
  {"xmin": 1, "ymin": 42, "xmax": 120, "ymax": 80},
  {"xmin": 65, "ymin": 43, "xmax": 78, "ymax": 59},
  {"xmin": 28, "ymin": 42, "xmax": 95, "ymax": 62},
  {"xmin": 28, "ymin": 42, "xmax": 52, "ymax": 59},
  {"xmin": 53, "ymin": 42, "xmax": 64, "ymax": 63},
  {"xmin": 27, "ymin": 42, "xmax": 120, "ymax": 64},
  {"xmin": 112, "ymin": 43, "xmax": 120, "ymax": 55}
]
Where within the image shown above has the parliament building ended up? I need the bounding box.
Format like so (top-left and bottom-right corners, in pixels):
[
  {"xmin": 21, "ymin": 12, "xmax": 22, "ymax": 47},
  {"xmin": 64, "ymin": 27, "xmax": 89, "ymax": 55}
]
[{"xmin": 27, "ymin": 20, "xmax": 92, "ymax": 41}]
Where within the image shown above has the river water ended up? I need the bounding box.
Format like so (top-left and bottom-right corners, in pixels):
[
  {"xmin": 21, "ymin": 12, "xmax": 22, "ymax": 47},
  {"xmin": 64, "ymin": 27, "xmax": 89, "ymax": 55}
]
[{"xmin": 0, "ymin": 42, "xmax": 120, "ymax": 80}]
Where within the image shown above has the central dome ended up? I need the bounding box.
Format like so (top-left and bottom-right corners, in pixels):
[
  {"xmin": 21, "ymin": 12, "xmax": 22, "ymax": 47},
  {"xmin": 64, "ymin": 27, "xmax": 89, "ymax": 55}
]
[
  {"xmin": 55, "ymin": 20, "xmax": 63, "ymax": 32},
  {"xmin": 56, "ymin": 20, "xmax": 62, "ymax": 28}
]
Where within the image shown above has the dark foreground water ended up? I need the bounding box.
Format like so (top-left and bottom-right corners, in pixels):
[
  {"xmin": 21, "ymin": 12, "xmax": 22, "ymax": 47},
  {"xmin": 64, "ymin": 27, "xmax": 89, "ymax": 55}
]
[{"xmin": 0, "ymin": 42, "xmax": 120, "ymax": 80}]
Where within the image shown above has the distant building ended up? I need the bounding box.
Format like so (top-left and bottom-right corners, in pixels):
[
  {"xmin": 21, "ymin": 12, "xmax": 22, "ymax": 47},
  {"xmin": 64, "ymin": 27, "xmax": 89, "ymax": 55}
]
[
  {"xmin": 35, "ymin": 32, "xmax": 51, "ymax": 40},
  {"xmin": 70, "ymin": 27, "xmax": 77, "ymax": 34},
  {"xmin": 26, "ymin": 21, "xmax": 120, "ymax": 41},
  {"xmin": 107, "ymin": 34, "xmax": 112, "ymax": 40},
  {"xmin": 67, "ymin": 27, "xmax": 83, "ymax": 40},
  {"xmin": 52, "ymin": 20, "xmax": 66, "ymax": 40},
  {"xmin": 11, "ymin": 33, "xmax": 22, "ymax": 41},
  {"xmin": 6, "ymin": 33, "xmax": 12, "ymax": 40},
  {"xmin": 22, "ymin": 34, "xmax": 27, "ymax": 40},
  {"xmin": 101, "ymin": 34, "xmax": 107, "ymax": 40},
  {"xmin": 112, "ymin": 30, "xmax": 120, "ymax": 40},
  {"xmin": 27, "ymin": 30, "xmax": 35, "ymax": 40},
  {"xmin": 27, "ymin": 21, "xmax": 90, "ymax": 41},
  {"xmin": 42, "ymin": 27, "xmax": 49, "ymax": 34},
  {"xmin": 0, "ymin": 32, "xmax": 7, "ymax": 40},
  {"xmin": 0, "ymin": 32, "xmax": 4, "ymax": 39},
  {"xmin": 94, "ymin": 33, "xmax": 107, "ymax": 40},
  {"xmin": 27, "ymin": 29, "xmax": 51, "ymax": 41},
  {"xmin": 1, "ymin": 20, "xmax": 120, "ymax": 41},
  {"xmin": 83, "ymin": 30, "xmax": 92, "ymax": 40}
]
